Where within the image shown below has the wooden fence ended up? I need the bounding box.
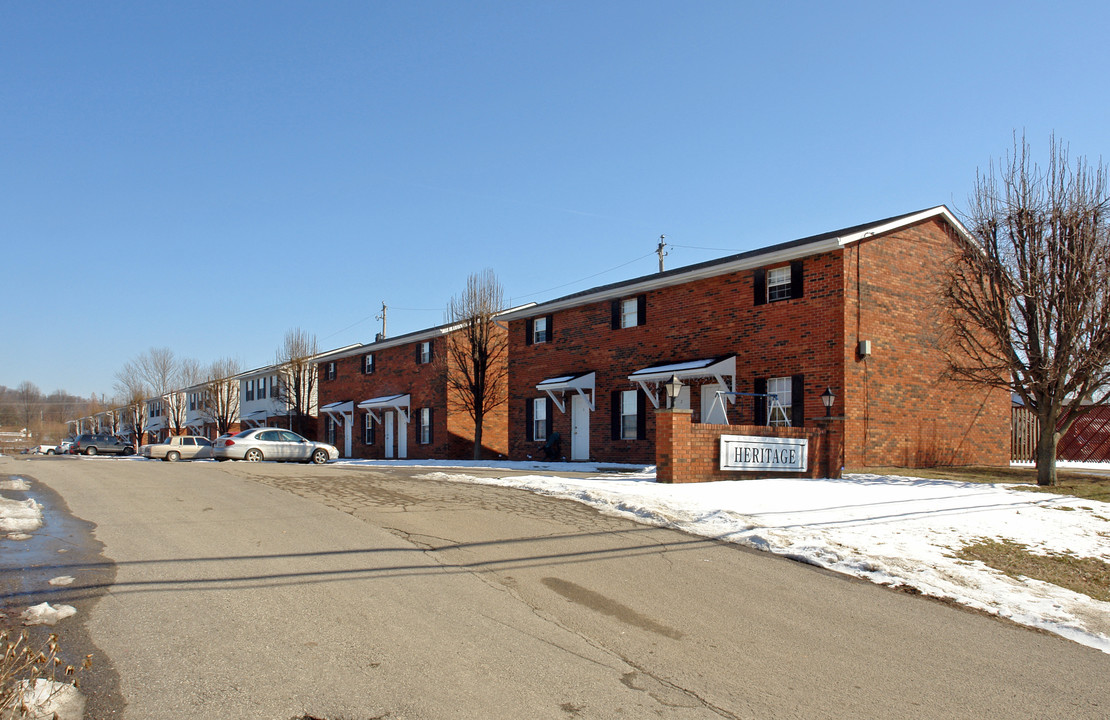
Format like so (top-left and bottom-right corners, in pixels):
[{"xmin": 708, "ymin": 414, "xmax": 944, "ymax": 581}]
[{"xmin": 1011, "ymin": 405, "xmax": 1110, "ymax": 463}]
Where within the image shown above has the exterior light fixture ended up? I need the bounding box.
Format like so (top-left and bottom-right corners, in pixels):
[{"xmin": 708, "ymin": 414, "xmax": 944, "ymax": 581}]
[
  {"xmin": 821, "ymin": 387, "xmax": 836, "ymax": 417},
  {"xmin": 663, "ymin": 373, "xmax": 684, "ymax": 409}
]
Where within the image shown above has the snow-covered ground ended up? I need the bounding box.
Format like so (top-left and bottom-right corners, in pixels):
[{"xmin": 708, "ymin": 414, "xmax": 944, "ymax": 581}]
[{"xmin": 333, "ymin": 458, "xmax": 1110, "ymax": 654}]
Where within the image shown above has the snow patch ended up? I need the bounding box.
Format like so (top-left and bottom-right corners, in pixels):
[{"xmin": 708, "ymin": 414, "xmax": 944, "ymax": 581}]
[
  {"xmin": 21, "ymin": 602, "xmax": 77, "ymax": 626},
  {"xmin": 0, "ymin": 495, "xmax": 43, "ymax": 533}
]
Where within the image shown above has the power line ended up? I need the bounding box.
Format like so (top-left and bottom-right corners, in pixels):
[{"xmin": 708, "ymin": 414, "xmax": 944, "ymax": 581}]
[{"xmin": 513, "ymin": 251, "xmax": 657, "ymax": 302}]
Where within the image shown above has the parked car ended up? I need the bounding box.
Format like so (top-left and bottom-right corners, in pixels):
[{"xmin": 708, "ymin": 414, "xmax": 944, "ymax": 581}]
[
  {"xmin": 56, "ymin": 440, "xmax": 73, "ymax": 455},
  {"xmin": 140, "ymin": 435, "xmax": 214, "ymax": 462},
  {"xmin": 212, "ymin": 428, "xmax": 337, "ymax": 464},
  {"xmin": 71, "ymin": 434, "xmax": 135, "ymax": 456},
  {"xmin": 29, "ymin": 444, "xmax": 56, "ymax": 455}
]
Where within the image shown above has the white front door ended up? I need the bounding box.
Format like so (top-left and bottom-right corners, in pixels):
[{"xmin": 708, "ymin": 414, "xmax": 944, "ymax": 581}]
[
  {"xmin": 702, "ymin": 384, "xmax": 729, "ymax": 424},
  {"xmin": 384, "ymin": 410, "xmax": 395, "ymax": 459},
  {"xmin": 397, "ymin": 411, "xmax": 408, "ymax": 459},
  {"xmin": 571, "ymin": 394, "xmax": 590, "ymax": 461},
  {"xmin": 343, "ymin": 414, "xmax": 353, "ymax": 457}
]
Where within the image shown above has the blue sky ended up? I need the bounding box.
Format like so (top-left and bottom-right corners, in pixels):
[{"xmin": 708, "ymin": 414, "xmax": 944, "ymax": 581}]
[{"xmin": 3, "ymin": 1, "xmax": 1107, "ymax": 399}]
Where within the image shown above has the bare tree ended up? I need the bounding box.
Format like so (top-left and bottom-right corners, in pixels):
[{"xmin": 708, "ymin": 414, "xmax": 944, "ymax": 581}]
[
  {"xmin": 166, "ymin": 358, "xmax": 204, "ymax": 436},
  {"xmin": 15, "ymin": 381, "xmax": 42, "ymax": 436},
  {"xmin": 114, "ymin": 361, "xmax": 151, "ymax": 450},
  {"xmin": 438, "ymin": 269, "xmax": 509, "ymax": 460},
  {"xmin": 203, "ymin": 358, "xmax": 241, "ymax": 437},
  {"xmin": 274, "ymin": 329, "xmax": 318, "ymax": 437},
  {"xmin": 945, "ymin": 134, "xmax": 1110, "ymax": 486}
]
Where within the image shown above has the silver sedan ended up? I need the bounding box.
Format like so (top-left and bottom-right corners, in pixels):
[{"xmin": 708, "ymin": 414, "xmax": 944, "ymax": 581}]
[{"xmin": 212, "ymin": 428, "xmax": 339, "ymax": 464}]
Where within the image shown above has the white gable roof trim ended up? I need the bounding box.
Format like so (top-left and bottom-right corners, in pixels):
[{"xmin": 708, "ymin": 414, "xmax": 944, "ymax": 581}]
[{"xmin": 501, "ymin": 206, "xmax": 969, "ymax": 320}]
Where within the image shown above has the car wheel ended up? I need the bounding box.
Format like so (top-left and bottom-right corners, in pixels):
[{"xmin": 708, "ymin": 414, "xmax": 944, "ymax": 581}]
[
  {"xmin": 85, "ymin": 447, "xmax": 97, "ymax": 456},
  {"xmin": 310, "ymin": 448, "xmax": 329, "ymax": 465},
  {"xmin": 166, "ymin": 451, "xmax": 180, "ymax": 462},
  {"xmin": 46, "ymin": 449, "xmax": 55, "ymax": 455},
  {"xmin": 244, "ymin": 448, "xmax": 264, "ymax": 462},
  {"xmin": 124, "ymin": 447, "xmax": 135, "ymax": 456}
]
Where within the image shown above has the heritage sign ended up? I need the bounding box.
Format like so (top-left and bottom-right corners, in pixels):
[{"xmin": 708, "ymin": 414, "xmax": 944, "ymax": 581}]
[{"xmin": 720, "ymin": 434, "xmax": 808, "ymax": 472}]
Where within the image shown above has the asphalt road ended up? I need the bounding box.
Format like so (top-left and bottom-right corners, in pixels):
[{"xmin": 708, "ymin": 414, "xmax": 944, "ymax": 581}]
[{"xmin": 3, "ymin": 454, "xmax": 1108, "ymax": 719}]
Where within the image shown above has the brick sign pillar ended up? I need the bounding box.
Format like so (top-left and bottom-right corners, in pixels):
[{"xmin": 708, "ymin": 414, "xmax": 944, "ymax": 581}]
[{"xmin": 655, "ymin": 408, "xmax": 844, "ymax": 482}]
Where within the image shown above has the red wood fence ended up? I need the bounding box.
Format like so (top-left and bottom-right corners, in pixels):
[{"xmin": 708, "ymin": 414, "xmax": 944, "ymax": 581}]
[{"xmin": 1011, "ymin": 405, "xmax": 1110, "ymax": 463}]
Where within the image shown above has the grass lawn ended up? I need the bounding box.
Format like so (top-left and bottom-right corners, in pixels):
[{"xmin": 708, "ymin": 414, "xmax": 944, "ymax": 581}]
[{"xmin": 857, "ymin": 465, "xmax": 1110, "ymax": 504}]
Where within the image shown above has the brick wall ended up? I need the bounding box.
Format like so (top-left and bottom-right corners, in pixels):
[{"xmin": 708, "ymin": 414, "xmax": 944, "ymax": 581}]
[
  {"xmin": 316, "ymin": 329, "xmax": 509, "ymax": 460},
  {"xmin": 841, "ymin": 218, "xmax": 1010, "ymax": 467},
  {"xmin": 508, "ymin": 251, "xmax": 844, "ymax": 463}
]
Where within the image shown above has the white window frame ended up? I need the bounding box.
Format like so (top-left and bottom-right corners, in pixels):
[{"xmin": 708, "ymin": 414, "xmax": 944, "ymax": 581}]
[
  {"xmin": 418, "ymin": 341, "xmax": 432, "ymax": 364},
  {"xmin": 767, "ymin": 376, "xmax": 792, "ymax": 426},
  {"xmin": 533, "ymin": 317, "xmax": 548, "ymax": 344},
  {"xmin": 532, "ymin": 398, "xmax": 547, "ymax": 441},
  {"xmin": 419, "ymin": 407, "xmax": 432, "ymax": 444},
  {"xmin": 620, "ymin": 298, "xmax": 638, "ymax": 328},
  {"xmin": 364, "ymin": 353, "xmax": 375, "ymax": 374},
  {"xmin": 258, "ymin": 376, "xmax": 267, "ymax": 400},
  {"xmin": 620, "ymin": 389, "xmax": 638, "ymax": 439},
  {"xmin": 767, "ymin": 266, "xmax": 792, "ymax": 302},
  {"xmin": 364, "ymin": 412, "xmax": 374, "ymax": 444},
  {"xmin": 325, "ymin": 362, "xmax": 336, "ymax": 380}
]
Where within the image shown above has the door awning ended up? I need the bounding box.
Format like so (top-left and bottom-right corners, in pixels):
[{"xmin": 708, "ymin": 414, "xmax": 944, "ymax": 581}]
[
  {"xmin": 628, "ymin": 355, "xmax": 736, "ymax": 409},
  {"xmin": 320, "ymin": 400, "xmax": 355, "ymax": 426},
  {"xmin": 186, "ymin": 416, "xmax": 206, "ymax": 428},
  {"xmin": 536, "ymin": 372, "xmax": 595, "ymax": 413},
  {"xmin": 357, "ymin": 394, "xmax": 410, "ymax": 424},
  {"xmin": 143, "ymin": 417, "xmax": 166, "ymax": 432}
]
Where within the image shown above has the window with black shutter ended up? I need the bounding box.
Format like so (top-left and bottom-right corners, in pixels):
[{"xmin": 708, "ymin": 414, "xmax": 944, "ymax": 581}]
[{"xmin": 791, "ymin": 374, "xmax": 805, "ymax": 428}]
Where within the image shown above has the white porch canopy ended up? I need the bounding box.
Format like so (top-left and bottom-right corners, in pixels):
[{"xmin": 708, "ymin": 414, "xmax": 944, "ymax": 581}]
[
  {"xmin": 143, "ymin": 417, "xmax": 166, "ymax": 432},
  {"xmin": 320, "ymin": 400, "xmax": 355, "ymax": 426},
  {"xmin": 241, "ymin": 410, "xmax": 269, "ymax": 427},
  {"xmin": 185, "ymin": 416, "xmax": 206, "ymax": 429},
  {"xmin": 628, "ymin": 355, "xmax": 737, "ymax": 409},
  {"xmin": 357, "ymin": 394, "xmax": 410, "ymax": 424},
  {"xmin": 536, "ymin": 372, "xmax": 595, "ymax": 413}
]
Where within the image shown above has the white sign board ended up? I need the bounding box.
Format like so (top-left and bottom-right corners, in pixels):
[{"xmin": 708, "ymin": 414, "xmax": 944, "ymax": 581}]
[{"xmin": 720, "ymin": 434, "xmax": 808, "ymax": 472}]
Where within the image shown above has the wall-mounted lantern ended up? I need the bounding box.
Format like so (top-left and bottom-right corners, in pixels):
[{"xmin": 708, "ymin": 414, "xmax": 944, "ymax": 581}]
[{"xmin": 821, "ymin": 387, "xmax": 836, "ymax": 417}]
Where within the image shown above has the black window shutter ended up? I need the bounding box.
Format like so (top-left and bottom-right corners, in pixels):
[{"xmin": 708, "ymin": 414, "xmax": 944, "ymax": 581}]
[
  {"xmin": 754, "ymin": 377, "xmax": 768, "ymax": 425},
  {"xmin": 525, "ymin": 399, "xmax": 534, "ymax": 442},
  {"xmin": 754, "ymin": 269, "xmax": 767, "ymax": 306},
  {"xmin": 792, "ymin": 374, "xmax": 805, "ymax": 428},
  {"xmin": 636, "ymin": 391, "xmax": 647, "ymax": 440},
  {"xmin": 790, "ymin": 260, "xmax": 804, "ymax": 299},
  {"xmin": 546, "ymin": 314, "xmax": 554, "ymax": 341},
  {"xmin": 637, "ymin": 295, "xmax": 647, "ymax": 326},
  {"xmin": 428, "ymin": 408, "xmax": 434, "ymax": 444},
  {"xmin": 611, "ymin": 300, "xmax": 620, "ymax": 329},
  {"xmin": 525, "ymin": 319, "xmax": 534, "ymax": 346},
  {"xmin": 545, "ymin": 397, "xmax": 554, "ymax": 439},
  {"xmin": 610, "ymin": 390, "xmax": 620, "ymax": 440},
  {"xmin": 415, "ymin": 343, "xmax": 421, "ymax": 364}
]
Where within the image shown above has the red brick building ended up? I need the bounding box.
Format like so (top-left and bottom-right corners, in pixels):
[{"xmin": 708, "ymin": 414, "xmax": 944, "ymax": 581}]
[
  {"xmin": 502, "ymin": 206, "xmax": 1010, "ymax": 469},
  {"xmin": 314, "ymin": 322, "xmax": 510, "ymax": 460}
]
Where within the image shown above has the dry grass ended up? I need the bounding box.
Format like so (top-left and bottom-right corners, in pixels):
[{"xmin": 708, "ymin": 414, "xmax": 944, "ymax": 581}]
[
  {"xmin": 957, "ymin": 539, "xmax": 1110, "ymax": 602},
  {"xmin": 0, "ymin": 630, "xmax": 90, "ymax": 718},
  {"xmin": 858, "ymin": 465, "xmax": 1110, "ymax": 503}
]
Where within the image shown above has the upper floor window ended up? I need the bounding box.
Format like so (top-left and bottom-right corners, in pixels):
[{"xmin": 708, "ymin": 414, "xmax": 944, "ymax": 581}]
[
  {"xmin": 363, "ymin": 353, "xmax": 375, "ymax": 374},
  {"xmin": 527, "ymin": 315, "xmax": 552, "ymax": 345},
  {"xmin": 258, "ymin": 376, "xmax": 267, "ymax": 400},
  {"xmin": 244, "ymin": 379, "xmax": 255, "ymax": 402},
  {"xmin": 755, "ymin": 261, "xmax": 804, "ymax": 305},
  {"xmin": 417, "ymin": 341, "xmax": 432, "ymax": 365},
  {"xmin": 324, "ymin": 362, "xmax": 336, "ymax": 380},
  {"xmin": 611, "ymin": 295, "xmax": 646, "ymax": 329}
]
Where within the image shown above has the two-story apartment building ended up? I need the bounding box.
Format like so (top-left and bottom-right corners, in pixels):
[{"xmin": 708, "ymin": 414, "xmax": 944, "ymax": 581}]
[
  {"xmin": 501, "ymin": 206, "xmax": 1010, "ymax": 468},
  {"xmin": 315, "ymin": 322, "xmax": 511, "ymax": 460}
]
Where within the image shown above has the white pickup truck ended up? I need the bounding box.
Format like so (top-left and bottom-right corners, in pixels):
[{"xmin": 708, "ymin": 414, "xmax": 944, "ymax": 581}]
[{"xmin": 139, "ymin": 435, "xmax": 214, "ymax": 462}]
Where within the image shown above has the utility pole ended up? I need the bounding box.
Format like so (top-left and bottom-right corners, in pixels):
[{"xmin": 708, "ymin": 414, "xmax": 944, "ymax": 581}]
[
  {"xmin": 376, "ymin": 302, "xmax": 387, "ymax": 341},
  {"xmin": 657, "ymin": 235, "xmax": 668, "ymax": 272}
]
